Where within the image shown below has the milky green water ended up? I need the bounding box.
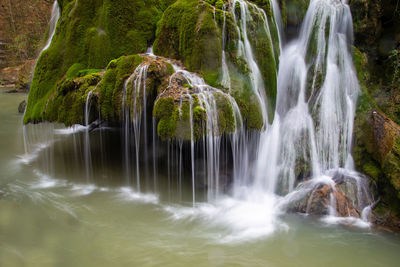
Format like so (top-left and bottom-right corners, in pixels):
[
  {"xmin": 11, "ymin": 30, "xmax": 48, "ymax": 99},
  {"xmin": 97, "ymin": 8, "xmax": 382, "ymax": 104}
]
[{"xmin": 1, "ymin": 89, "xmax": 400, "ymax": 267}]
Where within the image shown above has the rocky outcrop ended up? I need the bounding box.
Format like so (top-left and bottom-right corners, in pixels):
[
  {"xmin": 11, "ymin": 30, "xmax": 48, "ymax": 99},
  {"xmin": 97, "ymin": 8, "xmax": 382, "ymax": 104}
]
[
  {"xmin": 349, "ymin": 1, "xmax": 400, "ymax": 231},
  {"xmin": 353, "ymin": 46, "xmax": 400, "ymax": 230}
]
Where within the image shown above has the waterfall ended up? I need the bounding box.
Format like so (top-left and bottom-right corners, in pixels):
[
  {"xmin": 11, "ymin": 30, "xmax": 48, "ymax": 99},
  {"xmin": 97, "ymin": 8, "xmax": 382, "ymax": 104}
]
[
  {"xmin": 254, "ymin": 0, "xmax": 371, "ymax": 220},
  {"xmin": 274, "ymin": 0, "xmax": 360, "ymax": 187},
  {"xmin": 199, "ymin": 0, "xmax": 372, "ymax": 223},
  {"xmin": 21, "ymin": 0, "xmax": 374, "ymax": 232}
]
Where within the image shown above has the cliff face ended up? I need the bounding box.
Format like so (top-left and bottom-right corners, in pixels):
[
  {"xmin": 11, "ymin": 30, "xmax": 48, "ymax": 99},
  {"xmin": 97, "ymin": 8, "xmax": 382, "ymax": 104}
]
[
  {"xmin": 0, "ymin": 0, "xmax": 53, "ymax": 68},
  {"xmin": 350, "ymin": 0, "xmax": 400, "ymax": 221}
]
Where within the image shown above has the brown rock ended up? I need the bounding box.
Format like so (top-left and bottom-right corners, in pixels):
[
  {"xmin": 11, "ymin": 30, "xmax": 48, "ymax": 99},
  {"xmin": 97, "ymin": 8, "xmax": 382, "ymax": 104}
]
[{"xmin": 288, "ymin": 183, "xmax": 362, "ymax": 217}]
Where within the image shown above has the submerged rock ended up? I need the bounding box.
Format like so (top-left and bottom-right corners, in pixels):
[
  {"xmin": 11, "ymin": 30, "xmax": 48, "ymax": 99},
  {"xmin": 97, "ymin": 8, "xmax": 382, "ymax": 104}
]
[{"xmin": 18, "ymin": 100, "xmax": 27, "ymax": 114}]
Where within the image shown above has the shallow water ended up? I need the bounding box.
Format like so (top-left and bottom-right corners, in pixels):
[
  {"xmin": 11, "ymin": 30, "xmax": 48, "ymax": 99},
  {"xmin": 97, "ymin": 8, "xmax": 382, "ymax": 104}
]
[{"xmin": 1, "ymin": 90, "xmax": 400, "ymax": 267}]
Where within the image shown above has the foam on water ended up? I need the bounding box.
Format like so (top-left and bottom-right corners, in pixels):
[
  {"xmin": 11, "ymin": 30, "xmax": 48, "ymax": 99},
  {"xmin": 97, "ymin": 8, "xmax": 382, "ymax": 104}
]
[
  {"xmin": 30, "ymin": 169, "xmax": 68, "ymax": 189},
  {"xmin": 321, "ymin": 215, "xmax": 371, "ymax": 229},
  {"xmin": 164, "ymin": 192, "xmax": 288, "ymax": 243},
  {"xmin": 116, "ymin": 187, "xmax": 159, "ymax": 204},
  {"xmin": 54, "ymin": 125, "xmax": 88, "ymax": 135},
  {"xmin": 17, "ymin": 142, "xmax": 52, "ymax": 165},
  {"xmin": 70, "ymin": 184, "xmax": 98, "ymax": 196}
]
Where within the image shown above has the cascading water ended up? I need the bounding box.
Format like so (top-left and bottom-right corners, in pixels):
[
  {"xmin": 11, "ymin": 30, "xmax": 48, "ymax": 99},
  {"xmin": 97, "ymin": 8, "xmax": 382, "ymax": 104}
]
[
  {"xmin": 39, "ymin": 1, "xmax": 60, "ymax": 55},
  {"xmin": 21, "ymin": 0, "xmax": 376, "ymax": 244},
  {"xmin": 250, "ymin": 0, "xmax": 373, "ymax": 221},
  {"xmin": 220, "ymin": 4, "xmax": 231, "ymax": 90},
  {"xmin": 122, "ymin": 62, "xmax": 150, "ymax": 190},
  {"xmin": 84, "ymin": 90, "xmax": 94, "ymax": 182},
  {"xmin": 165, "ymin": 0, "xmax": 373, "ymax": 234},
  {"xmin": 21, "ymin": 0, "xmax": 60, "ymax": 175},
  {"xmin": 158, "ymin": 63, "xmax": 244, "ymax": 204}
]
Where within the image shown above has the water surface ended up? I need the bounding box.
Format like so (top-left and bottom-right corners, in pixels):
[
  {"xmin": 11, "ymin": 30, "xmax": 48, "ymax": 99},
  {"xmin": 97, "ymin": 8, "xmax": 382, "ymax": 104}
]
[{"xmin": 1, "ymin": 90, "xmax": 400, "ymax": 267}]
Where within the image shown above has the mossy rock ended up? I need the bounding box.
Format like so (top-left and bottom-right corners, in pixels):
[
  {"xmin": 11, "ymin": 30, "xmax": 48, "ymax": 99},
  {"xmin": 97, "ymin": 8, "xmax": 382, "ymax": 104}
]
[
  {"xmin": 154, "ymin": 0, "xmax": 223, "ymax": 86},
  {"xmin": 152, "ymin": 70, "xmax": 239, "ymax": 141},
  {"xmin": 154, "ymin": 0, "xmax": 279, "ymax": 125},
  {"xmin": 353, "ymin": 45, "xmax": 400, "ymax": 213}
]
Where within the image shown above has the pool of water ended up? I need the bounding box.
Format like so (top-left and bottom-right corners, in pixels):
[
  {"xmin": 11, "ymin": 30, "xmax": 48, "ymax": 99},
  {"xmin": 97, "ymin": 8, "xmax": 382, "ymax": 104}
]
[{"xmin": 1, "ymin": 89, "xmax": 400, "ymax": 267}]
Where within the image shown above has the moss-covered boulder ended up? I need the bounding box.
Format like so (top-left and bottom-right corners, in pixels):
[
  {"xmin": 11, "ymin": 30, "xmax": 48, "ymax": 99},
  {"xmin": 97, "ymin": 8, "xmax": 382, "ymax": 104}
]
[
  {"xmin": 153, "ymin": 69, "xmax": 239, "ymax": 141},
  {"xmin": 24, "ymin": 0, "xmax": 177, "ymax": 124}
]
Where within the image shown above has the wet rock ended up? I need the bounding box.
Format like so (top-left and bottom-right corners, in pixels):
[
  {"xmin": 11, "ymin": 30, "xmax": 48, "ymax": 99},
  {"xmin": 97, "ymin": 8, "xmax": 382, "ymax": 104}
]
[
  {"xmin": 354, "ymin": 110, "xmax": 400, "ymax": 204},
  {"xmin": 18, "ymin": 100, "xmax": 27, "ymax": 114},
  {"xmin": 287, "ymin": 177, "xmax": 366, "ymax": 217},
  {"xmin": 372, "ymin": 207, "xmax": 400, "ymax": 233}
]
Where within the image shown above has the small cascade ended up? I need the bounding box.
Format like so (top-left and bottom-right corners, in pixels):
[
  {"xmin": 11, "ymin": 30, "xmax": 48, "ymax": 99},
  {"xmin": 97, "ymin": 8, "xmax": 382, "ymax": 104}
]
[
  {"xmin": 39, "ymin": 1, "xmax": 60, "ymax": 55},
  {"xmin": 84, "ymin": 90, "xmax": 94, "ymax": 182},
  {"xmin": 152, "ymin": 118, "xmax": 158, "ymax": 190},
  {"xmin": 270, "ymin": 0, "xmax": 284, "ymax": 48},
  {"xmin": 220, "ymin": 4, "xmax": 231, "ymax": 90},
  {"xmin": 21, "ymin": 123, "xmax": 56, "ymax": 174},
  {"xmin": 121, "ymin": 62, "xmax": 150, "ymax": 190},
  {"xmin": 231, "ymin": 0, "xmax": 271, "ymax": 126}
]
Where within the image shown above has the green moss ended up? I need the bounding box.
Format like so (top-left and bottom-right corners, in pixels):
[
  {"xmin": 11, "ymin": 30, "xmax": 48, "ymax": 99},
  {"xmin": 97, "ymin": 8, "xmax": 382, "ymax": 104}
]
[
  {"xmin": 214, "ymin": 92, "xmax": 236, "ymax": 134},
  {"xmin": 154, "ymin": 0, "xmax": 222, "ymax": 84},
  {"xmin": 363, "ymin": 161, "xmax": 382, "ymax": 181},
  {"xmin": 153, "ymin": 97, "xmax": 178, "ymax": 140},
  {"xmin": 247, "ymin": 95, "xmax": 264, "ymax": 130},
  {"xmin": 25, "ymin": 0, "xmax": 176, "ymax": 124},
  {"xmin": 66, "ymin": 63, "xmax": 86, "ymax": 79},
  {"xmin": 97, "ymin": 55, "xmax": 144, "ymax": 123}
]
